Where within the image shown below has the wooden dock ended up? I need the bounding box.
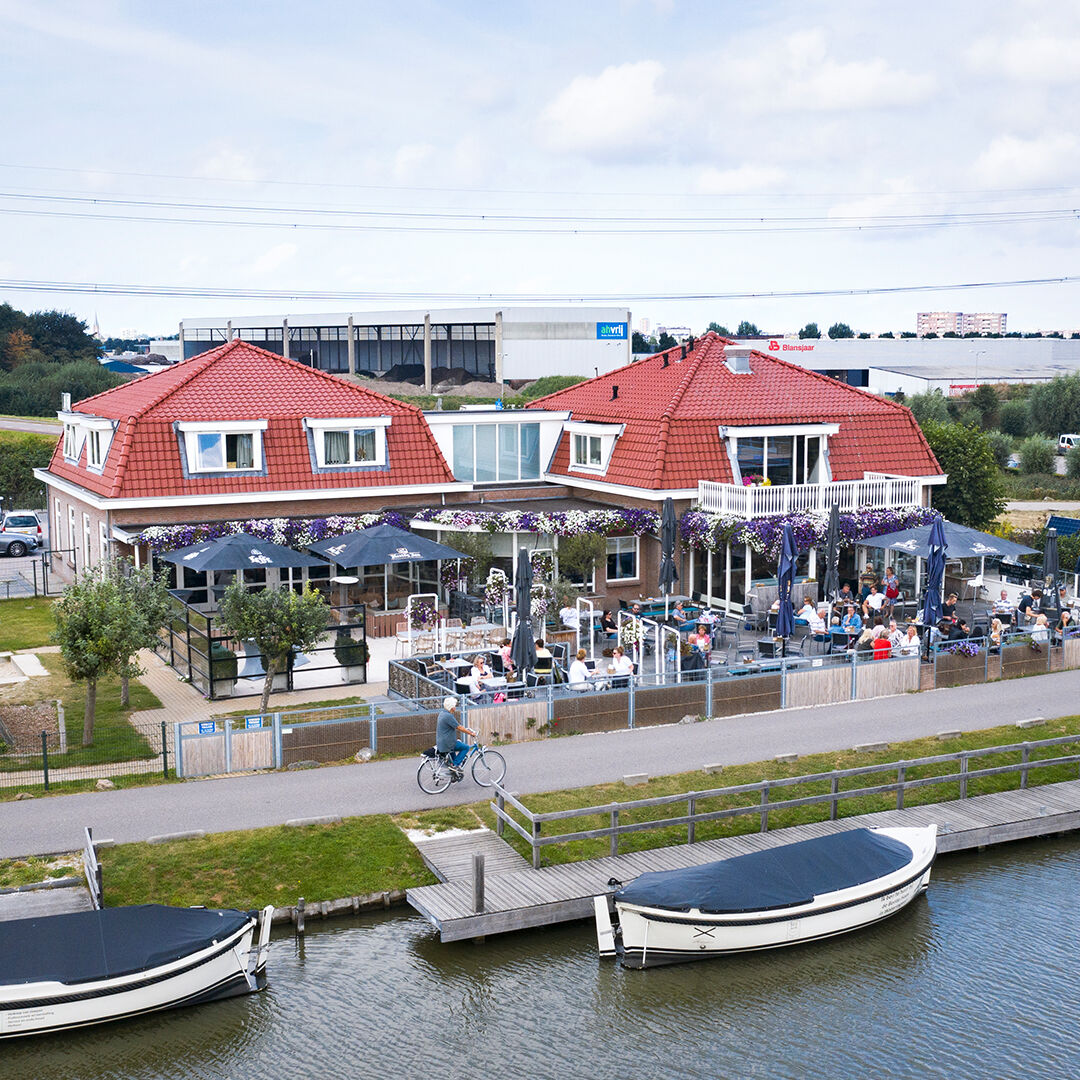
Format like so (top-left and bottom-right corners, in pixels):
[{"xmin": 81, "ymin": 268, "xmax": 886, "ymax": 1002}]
[{"xmin": 406, "ymin": 779, "xmax": 1080, "ymax": 942}]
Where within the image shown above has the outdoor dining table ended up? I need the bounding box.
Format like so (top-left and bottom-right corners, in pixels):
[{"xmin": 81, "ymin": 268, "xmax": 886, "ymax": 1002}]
[{"xmin": 437, "ymin": 657, "xmax": 472, "ymax": 671}]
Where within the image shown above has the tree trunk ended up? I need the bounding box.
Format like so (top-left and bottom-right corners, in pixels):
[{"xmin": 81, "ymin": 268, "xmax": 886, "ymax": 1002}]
[
  {"xmin": 121, "ymin": 674, "xmax": 129, "ymax": 707},
  {"xmin": 82, "ymin": 678, "xmax": 97, "ymax": 746},
  {"xmin": 260, "ymin": 661, "xmax": 276, "ymax": 715}
]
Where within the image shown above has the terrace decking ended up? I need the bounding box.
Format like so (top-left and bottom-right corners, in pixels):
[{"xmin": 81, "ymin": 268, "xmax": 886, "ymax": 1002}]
[{"xmin": 406, "ymin": 779, "xmax": 1080, "ymax": 943}]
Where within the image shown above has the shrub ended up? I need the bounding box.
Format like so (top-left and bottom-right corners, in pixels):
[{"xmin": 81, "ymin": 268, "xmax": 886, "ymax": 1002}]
[
  {"xmin": 908, "ymin": 389, "xmax": 949, "ymax": 426},
  {"xmin": 998, "ymin": 399, "xmax": 1031, "ymax": 437},
  {"xmin": 210, "ymin": 642, "xmax": 238, "ymax": 682},
  {"xmin": 986, "ymin": 431, "xmax": 1013, "ymax": 469},
  {"xmin": 334, "ymin": 632, "xmax": 368, "ymax": 668},
  {"xmin": 1018, "ymin": 435, "xmax": 1056, "ymax": 475},
  {"xmin": 1067, "ymin": 445, "xmax": 1080, "ymax": 481}
]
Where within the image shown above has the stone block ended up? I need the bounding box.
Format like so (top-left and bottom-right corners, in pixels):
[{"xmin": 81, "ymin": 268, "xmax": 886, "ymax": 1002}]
[
  {"xmin": 1016, "ymin": 717, "xmax": 1045, "ymax": 729},
  {"xmin": 774, "ymin": 753, "xmax": 799, "ymax": 764},
  {"xmin": 623, "ymin": 773, "xmax": 648, "ymax": 786},
  {"xmin": 935, "ymin": 730, "xmax": 962, "ymax": 741},
  {"xmin": 147, "ymin": 830, "xmax": 206, "ymax": 844},
  {"xmin": 285, "ymin": 815, "xmax": 342, "ymax": 828},
  {"xmin": 853, "ymin": 742, "xmax": 889, "ymax": 753},
  {"xmin": 703, "ymin": 763, "xmax": 724, "ymax": 775}
]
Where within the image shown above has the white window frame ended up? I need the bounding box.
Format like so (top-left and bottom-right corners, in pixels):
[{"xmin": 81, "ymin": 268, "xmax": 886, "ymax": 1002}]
[
  {"xmin": 566, "ymin": 421, "xmax": 623, "ymax": 475},
  {"xmin": 606, "ymin": 535, "xmax": 639, "ymax": 582},
  {"xmin": 82, "ymin": 512, "xmax": 92, "ymax": 570},
  {"xmin": 54, "ymin": 498, "xmax": 62, "ymax": 555},
  {"xmin": 721, "ymin": 424, "xmax": 838, "ymax": 486},
  {"xmin": 99, "ymin": 521, "xmax": 109, "ymax": 562},
  {"xmin": 86, "ymin": 429, "xmax": 104, "ymax": 468},
  {"xmin": 62, "ymin": 424, "xmax": 77, "ymax": 460},
  {"xmin": 68, "ymin": 506, "xmax": 76, "ymax": 566},
  {"xmin": 304, "ymin": 416, "xmax": 391, "ymax": 468},
  {"xmin": 178, "ymin": 420, "xmax": 268, "ymax": 473}
]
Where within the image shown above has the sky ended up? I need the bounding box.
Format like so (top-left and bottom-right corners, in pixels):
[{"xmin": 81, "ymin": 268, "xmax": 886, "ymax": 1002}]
[{"xmin": 1, "ymin": 0, "xmax": 1078, "ymax": 339}]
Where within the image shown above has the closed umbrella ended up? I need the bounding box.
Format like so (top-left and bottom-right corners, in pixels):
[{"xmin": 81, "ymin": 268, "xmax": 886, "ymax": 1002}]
[
  {"xmin": 921, "ymin": 517, "xmax": 947, "ymax": 630},
  {"xmin": 1044, "ymin": 527, "xmax": 1060, "ymax": 616},
  {"xmin": 822, "ymin": 502, "xmax": 841, "ymax": 604},
  {"xmin": 510, "ymin": 547, "xmax": 537, "ymax": 675},
  {"xmin": 658, "ymin": 497, "xmax": 679, "ymax": 617},
  {"xmin": 776, "ymin": 524, "xmax": 797, "ymax": 655}
]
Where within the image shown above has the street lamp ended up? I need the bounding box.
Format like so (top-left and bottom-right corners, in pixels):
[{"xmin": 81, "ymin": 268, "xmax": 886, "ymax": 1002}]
[{"xmin": 969, "ymin": 348, "xmax": 987, "ymax": 386}]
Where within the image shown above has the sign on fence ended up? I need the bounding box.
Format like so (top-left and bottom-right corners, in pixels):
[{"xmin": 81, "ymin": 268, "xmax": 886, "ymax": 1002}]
[
  {"xmin": 245, "ymin": 716, "xmax": 262, "ymax": 729},
  {"xmin": 198, "ymin": 721, "xmax": 216, "ymax": 735}
]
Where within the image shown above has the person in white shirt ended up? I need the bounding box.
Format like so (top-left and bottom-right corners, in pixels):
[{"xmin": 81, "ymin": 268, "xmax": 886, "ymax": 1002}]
[
  {"xmin": 469, "ymin": 654, "xmax": 495, "ymax": 695},
  {"xmin": 610, "ymin": 645, "xmax": 635, "ymax": 687},
  {"xmin": 887, "ymin": 619, "xmax": 905, "ymax": 651},
  {"xmin": 899, "ymin": 624, "xmax": 921, "ymax": 655},
  {"xmin": 568, "ymin": 648, "xmax": 591, "ymax": 691},
  {"xmin": 796, "ymin": 596, "xmax": 825, "ymax": 634},
  {"xmin": 862, "ymin": 585, "xmax": 886, "ymax": 619},
  {"xmin": 559, "ymin": 604, "xmax": 580, "ymax": 631}
]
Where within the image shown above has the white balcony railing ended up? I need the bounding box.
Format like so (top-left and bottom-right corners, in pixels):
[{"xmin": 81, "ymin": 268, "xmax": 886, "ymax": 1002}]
[{"xmin": 696, "ymin": 476, "xmax": 922, "ymax": 519}]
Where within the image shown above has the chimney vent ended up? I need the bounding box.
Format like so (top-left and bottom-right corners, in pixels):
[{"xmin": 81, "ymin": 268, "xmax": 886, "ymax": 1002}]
[
  {"xmin": 661, "ymin": 354, "xmax": 668, "ymax": 367},
  {"xmin": 725, "ymin": 347, "xmax": 753, "ymax": 375},
  {"xmin": 61, "ymin": 392, "xmax": 72, "ymax": 412},
  {"xmin": 611, "ymin": 384, "xmax": 619, "ymax": 400},
  {"xmin": 687, "ymin": 336, "xmax": 696, "ymax": 352},
  {"xmin": 680, "ymin": 344, "xmax": 687, "ymax": 360}
]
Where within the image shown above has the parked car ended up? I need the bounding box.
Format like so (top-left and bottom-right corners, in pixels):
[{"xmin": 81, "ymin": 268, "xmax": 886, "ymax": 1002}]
[
  {"xmin": 0, "ymin": 532, "xmax": 38, "ymax": 557},
  {"xmin": 1057, "ymin": 434, "xmax": 1079, "ymax": 456},
  {"xmin": 1, "ymin": 510, "xmax": 43, "ymax": 541}
]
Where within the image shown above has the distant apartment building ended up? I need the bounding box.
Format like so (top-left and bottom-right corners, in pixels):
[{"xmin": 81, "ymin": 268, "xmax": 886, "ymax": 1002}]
[
  {"xmin": 656, "ymin": 325, "xmax": 693, "ymax": 342},
  {"xmin": 636, "ymin": 317, "xmax": 651, "ymax": 334},
  {"xmin": 916, "ymin": 312, "xmax": 1007, "ymax": 336}
]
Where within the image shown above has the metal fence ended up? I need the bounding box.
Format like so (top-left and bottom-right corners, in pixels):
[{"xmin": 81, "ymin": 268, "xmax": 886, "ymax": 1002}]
[
  {"xmin": 156, "ymin": 594, "xmax": 368, "ymax": 700},
  {"xmin": 0, "ymin": 720, "xmax": 172, "ymax": 793},
  {"xmin": 0, "ymin": 547, "xmax": 76, "ymax": 599}
]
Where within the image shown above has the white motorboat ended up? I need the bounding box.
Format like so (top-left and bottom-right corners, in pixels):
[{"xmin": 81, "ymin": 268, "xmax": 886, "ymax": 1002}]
[
  {"xmin": 0, "ymin": 903, "xmax": 274, "ymax": 1039},
  {"xmin": 596, "ymin": 825, "xmax": 936, "ymax": 969}
]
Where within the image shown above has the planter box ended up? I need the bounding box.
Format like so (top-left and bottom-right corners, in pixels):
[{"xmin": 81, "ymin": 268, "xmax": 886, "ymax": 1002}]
[
  {"xmin": 934, "ymin": 651, "xmax": 986, "ymax": 688},
  {"xmin": 1001, "ymin": 645, "xmax": 1050, "ymax": 680},
  {"xmin": 341, "ymin": 665, "xmax": 366, "ymax": 685},
  {"xmin": 211, "ymin": 678, "xmax": 237, "ymax": 699}
]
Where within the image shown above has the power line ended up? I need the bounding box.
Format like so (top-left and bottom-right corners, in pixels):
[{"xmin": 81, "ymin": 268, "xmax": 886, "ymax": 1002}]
[{"xmin": 1, "ymin": 274, "xmax": 1077, "ymax": 304}]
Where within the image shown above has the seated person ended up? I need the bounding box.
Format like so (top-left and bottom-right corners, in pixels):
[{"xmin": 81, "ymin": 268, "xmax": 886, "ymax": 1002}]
[
  {"xmin": 469, "ymin": 654, "xmax": 497, "ymax": 695},
  {"xmin": 568, "ymin": 648, "xmax": 592, "ymax": 691},
  {"xmin": 992, "ymin": 589, "xmax": 1015, "ymax": 623},
  {"xmin": 854, "ymin": 626, "xmax": 877, "ymax": 656},
  {"xmin": 630, "ymin": 602, "xmax": 644, "ymax": 618},
  {"xmin": 499, "ymin": 638, "xmax": 515, "ymax": 678},
  {"xmin": 610, "ymin": 645, "xmax": 635, "ymax": 686},
  {"xmin": 599, "ymin": 609, "xmax": 618, "ymax": 639},
  {"xmin": 559, "ymin": 603, "xmax": 580, "ymax": 631},
  {"xmin": 947, "ymin": 620, "xmax": 970, "ymax": 642},
  {"xmin": 887, "ymin": 618, "xmax": 905, "ymax": 650},
  {"xmin": 858, "ymin": 563, "xmax": 878, "ymax": 601},
  {"xmin": 670, "ymin": 600, "xmax": 692, "ymax": 628},
  {"xmin": 798, "ymin": 599, "xmax": 826, "ymax": 634},
  {"xmin": 436, "ymin": 696, "xmax": 476, "ymax": 771},
  {"xmin": 1017, "ymin": 589, "xmax": 1043, "ymax": 624},
  {"xmin": 533, "ymin": 639, "xmax": 554, "ymax": 676},
  {"xmin": 899, "ymin": 624, "xmax": 921, "ymax": 655},
  {"xmin": 862, "ymin": 585, "xmax": 886, "ymax": 619},
  {"xmin": 688, "ymin": 623, "xmax": 712, "ymax": 660},
  {"xmin": 989, "ymin": 617, "xmax": 1004, "ymax": 652},
  {"xmin": 835, "ymin": 583, "xmax": 855, "ymax": 609},
  {"xmin": 1055, "ymin": 609, "xmax": 1075, "ymax": 641},
  {"xmin": 1031, "ymin": 612, "xmax": 1050, "ymax": 647},
  {"xmin": 941, "ymin": 593, "xmax": 959, "ymax": 620},
  {"xmin": 841, "ymin": 604, "xmax": 863, "ymax": 637},
  {"xmin": 872, "ymin": 628, "xmax": 893, "ymax": 660}
]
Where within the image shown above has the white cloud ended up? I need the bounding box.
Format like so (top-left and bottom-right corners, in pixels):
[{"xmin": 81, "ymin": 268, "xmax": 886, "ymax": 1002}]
[
  {"xmin": 194, "ymin": 146, "xmax": 263, "ymax": 183},
  {"xmin": 968, "ymin": 33, "xmax": 1080, "ymax": 84},
  {"xmin": 726, "ymin": 28, "xmax": 936, "ymax": 112},
  {"xmin": 973, "ymin": 133, "xmax": 1080, "ymax": 186},
  {"xmin": 537, "ymin": 60, "xmax": 675, "ymax": 157},
  {"xmin": 695, "ymin": 164, "xmax": 787, "ymax": 194},
  {"xmin": 248, "ymin": 243, "xmax": 299, "ymax": 276},
  {"xmin": 393, "ymin": 143, "xmax": 436, "ymax": 180}
]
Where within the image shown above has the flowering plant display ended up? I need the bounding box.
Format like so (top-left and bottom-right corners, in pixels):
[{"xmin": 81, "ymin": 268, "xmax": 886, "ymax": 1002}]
[
  {"xmin": 409, "ymin": 599, "xmax": 438, "ymax": 629},
  {"xmin": 530, "ymin": 583, "xmax": 550, "ymax": 621},
  {"xmin": 412, "ymin": 506, "xmax": 659, "ymax": 538},
  {"xmin": 679, "ymin": 505, "xmax": 938, "ymax": 561},
  {"xmin": 484, "ymin": 568, "xmax": 509, "ymax": 607},
  {"xmin": 137, "ymin": 512, "xmax": 408, "ymax": 553},
  {"xmin": 943, "ymin": 639, "xmax": 982, "ymax": 658},
  {"xmin": 619, "ymin": 619, "xmax": 645, "ymax": 647},
  {"xmin": 740, "ymin": 475, "xmax": 771, "ymax": 487},
  {"xmin": 530, "ymin": 550, "xmax": 554, "ymax": 581},
  {"xmin": 440, "ymin": 557, "xmax": 475, "ymax": 593}
]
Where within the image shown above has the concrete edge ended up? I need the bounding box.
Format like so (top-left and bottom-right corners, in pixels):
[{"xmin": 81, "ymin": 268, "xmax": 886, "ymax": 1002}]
[
  {"xmin": 271, "ymin": 888, "xmax": 407, "ymax": 924},
  {"xmin": 0, "ymin": 875, "xmax": 82, "ymax": 895}
]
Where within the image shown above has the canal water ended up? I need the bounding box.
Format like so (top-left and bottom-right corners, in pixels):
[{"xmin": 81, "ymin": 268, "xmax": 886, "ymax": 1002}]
[{"xmin": 4, "ymin": 837, "xmax": 1079, "ymax": 1080}]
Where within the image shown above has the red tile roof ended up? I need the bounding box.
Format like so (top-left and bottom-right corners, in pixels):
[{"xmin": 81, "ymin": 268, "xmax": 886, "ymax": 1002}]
[
  {"xmin": 46, "ymin": 340, "xmax": 455, "ymax": 499},
  {"xmin": 530, "ymin": 331, "xmax": 941, "ymax": 490}
]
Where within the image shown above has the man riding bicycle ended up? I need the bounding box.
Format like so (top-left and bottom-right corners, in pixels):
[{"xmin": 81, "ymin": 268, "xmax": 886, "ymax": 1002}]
[{"xmin": 436, "ymin": 696, "xmax": 476, "ymax": 778}]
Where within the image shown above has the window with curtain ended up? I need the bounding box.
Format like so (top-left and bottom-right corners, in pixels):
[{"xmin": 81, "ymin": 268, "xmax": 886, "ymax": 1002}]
[
  {"xmin": 320, "ymin": 427, "xmax": 378, "ymax": 466},
  {"xmin": 324, "ymin": 430, "xmax": 350, "ymax": 465},
  {"xmin": 193, "ymin": 431, "xmax": 258, "ymax": 471}
]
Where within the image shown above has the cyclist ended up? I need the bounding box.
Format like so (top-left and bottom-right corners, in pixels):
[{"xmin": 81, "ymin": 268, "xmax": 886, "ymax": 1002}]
[{"xmin": 436, "ymin": 696, "xmax": 476, "ymax": 778}]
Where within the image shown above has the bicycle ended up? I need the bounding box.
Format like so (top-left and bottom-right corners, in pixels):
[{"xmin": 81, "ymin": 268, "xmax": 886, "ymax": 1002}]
[{"xmin": 416, "ymin": 740, "xmax": 506, "ymax": 794}]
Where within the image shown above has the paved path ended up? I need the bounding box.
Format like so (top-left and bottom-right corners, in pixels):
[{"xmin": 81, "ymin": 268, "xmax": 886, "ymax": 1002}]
[
  {"xmin": 0, "ymin": 416, "xmax": 62, "ymax": 434},
  {"xmin": 5, "ymin": 667, "xmax": 1080, "ymax": 859},
  {"xmin": 1005, "ymin": 500, "xmax": 1080, "ymax": 513}
]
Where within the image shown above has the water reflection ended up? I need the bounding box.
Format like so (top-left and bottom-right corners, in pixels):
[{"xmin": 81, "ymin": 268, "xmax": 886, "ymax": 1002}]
[{"xmin": 3, "ymin": 837, "xmax": 1079, "ymax": 1080}]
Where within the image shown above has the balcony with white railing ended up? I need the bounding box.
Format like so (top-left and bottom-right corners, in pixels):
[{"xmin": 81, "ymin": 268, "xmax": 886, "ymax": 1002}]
[{"xmin": 696, "ymin": 475, "xmax": 924, "ymax": 519}]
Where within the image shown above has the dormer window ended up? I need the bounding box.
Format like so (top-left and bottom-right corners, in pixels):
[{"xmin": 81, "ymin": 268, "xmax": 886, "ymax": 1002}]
[
  {"xmin": 305, "ymin": 417, "xmax": 390, "ymax": 469},
  {"xmin": 63, "ymin": 424, "xmax": 77, "ymax": 459},
  {"xmin": 177, "ymin": 420, "xmax": 268, "ymax": 473},
  {"xmin": 566, "ymin": 421, "xmax": 623, "ymax": 475},
  {"xmin": 721, "ymin": 424, "xmax": 838, "ymax": 486},
  {"xmin": 87, "ymin": 430, "xmax": 105, "ymax": 468}
]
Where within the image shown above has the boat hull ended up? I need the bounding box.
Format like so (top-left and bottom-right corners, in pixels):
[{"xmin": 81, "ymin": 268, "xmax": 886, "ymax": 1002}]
[
  {"xmin": 0, "ymin": 907, "xmax": 272, "ymax": 1039},
  {"xmin": 613, "ymin": 826, "xmax": 935, "ymax": 969}
]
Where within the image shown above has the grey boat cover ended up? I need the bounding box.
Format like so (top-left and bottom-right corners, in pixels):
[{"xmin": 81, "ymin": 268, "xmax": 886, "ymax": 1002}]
[
  {"xmin": 615, "ymin": 829, "xmax": 914, "ymax": 914},
  {"xmin": 0, "ymin": 905, "xmax": 254, "ymax": 987}
]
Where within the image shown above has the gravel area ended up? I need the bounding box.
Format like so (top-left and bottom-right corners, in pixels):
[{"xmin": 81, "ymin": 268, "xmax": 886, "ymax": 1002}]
[{"xmin": 0, "ymin": 703, "xmax": 58, "ymax": 752}]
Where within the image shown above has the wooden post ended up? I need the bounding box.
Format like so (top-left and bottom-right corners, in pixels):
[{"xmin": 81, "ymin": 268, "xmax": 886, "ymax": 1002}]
[
  {"xmin": 1021, "ymin": 745, "xmax": 1030, "ymax": 789},
  {"xmin": 472, "ymin": 853, "xmax": 485, "ymax": 913},
  {"xmin": 959, "ymin": 755, "xmax": 969, "ymax": 799},
  {"xmin": 610, "ymin": 806, "xmax": 619, "ymax": 857},
  {"xmin": 896, "ymin": 764, "xmax": 906, "ymax": 809},
  {"xmin": 496, "ymin": 791, "xmax": 505, "ymax": 837},
  {"xmin": 296, "ymin": 896, "xmax": 305, "ymax": 936},
  {"xmin": 759, "ymin": 784, "xmax": 769, "ymax": 832},
  {"xmin": 532, "ymin": 818, "xmax": 541, "ymax": 870},
  {"xmin": 830, "ymin": 776, "xmax": 839, "ymax": 820},
  {"xmin": 688, "ymin": 795, "xmax": 696, "ymax": 844}
]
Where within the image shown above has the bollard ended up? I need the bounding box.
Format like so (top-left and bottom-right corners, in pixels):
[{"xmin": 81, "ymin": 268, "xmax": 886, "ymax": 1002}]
[
  {"xmin": 296, "ymin": 896, "xmax": 305, "ymax": 936},
  {"xmin": 472, "ymin": 853, "xmax": 485, "ymax": 914},
  {"xmin": 41, "ymin": 730, "xmax": 49, "ymax": 792},
  {"xmin": 161, "ymin": 720, "xmax": 169, "ymax": 779}
]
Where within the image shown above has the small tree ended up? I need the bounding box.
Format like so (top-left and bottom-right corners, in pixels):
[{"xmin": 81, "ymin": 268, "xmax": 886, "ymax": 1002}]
[
  {"xmin": 970, "ymin": 384, "xmax": 999, "ymax": 429},
  {"xmin": 556, "ymin": 532, "xmax": 607, "ymax": 587},
  {"xmin": 827, "ymin": 322, "xmax": 854, "ymax": 339},
  {"xmin": 657, "ymin": 331, "xmax": 677, "ymax": 350},
  {"xmin": 219, "ymin": 582, "xmax": 328, "ymax": 713},
  {"xmin": 1067, "ymin": 444, "xmax": 1080, "ymax": 480},
  {"xmin": 735, "ymin": 320, "xmax": 759, "ymax": 337},
  {"xmin": 114, "ymin": 562, "xmax": 172, "ymax": 707},
  {"xmin": 986, "ymin": 431, "xmax": 1013, "ymax": 469},
  {"xmin": 52, "ymin": 565, "xmax": 139, "ymax": 745},
  {"xmin": 798, "ymin": 322, "xmax": 821, "ymax": 339},
  {"xmin": 908, "ymin": 389, "xmax": 950, "ymax": 426},
  {"xmin": 920, "ymin": 421, "xmax": 1006, "ymax": 530},
  {"xmin": 707, "ymin": 321, "xmax": 731, "ymax": 335},
  {"xmin": 1028, "ymin": 373, "xmax": 1080, "ymax": 437},
  {"xmin": 1018, "ymin": 435, "xmax": 1056, "ymax": 475},
  {"xmin": 999, "ymin": 399, "xmax": 1031, "ymax": 437},
  {"xmin": 447, "ymin": 531, "xmax": 495, "ymax": 588}
]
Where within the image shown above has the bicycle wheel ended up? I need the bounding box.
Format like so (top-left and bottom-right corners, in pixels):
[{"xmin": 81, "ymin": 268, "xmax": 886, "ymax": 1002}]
[
  {"xmin": 417, "ymin": 757, "xmax": 452, "ymax": 794},
  {"xmin": 471, "ymin": 748, "xmax": 506, "ymax": 787}
]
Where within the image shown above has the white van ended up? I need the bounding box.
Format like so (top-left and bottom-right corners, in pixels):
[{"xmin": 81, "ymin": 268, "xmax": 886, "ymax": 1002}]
[{"xmin": 1058, "ymin": 434, "xmax": 1080, "ymax": 455}]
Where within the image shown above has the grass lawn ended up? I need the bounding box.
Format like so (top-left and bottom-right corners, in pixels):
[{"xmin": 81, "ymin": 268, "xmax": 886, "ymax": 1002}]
[
  {"xmin": 101, "ymin": 816, "xmax": 436, "ymax": 909},
  {"xmin": 0, "ymin": 597, "xmax": 56, "ymax": 651},
  {"xmin": 0, "ymin": 654, "xmax": 163, "ymax": 771},
  {"xmin": 211, "ymin": 695, "xmax": 369, "ymax": 720},
  {"xmin": 0, "ymin": 853, "xmax": 83, "ymax": 888}
]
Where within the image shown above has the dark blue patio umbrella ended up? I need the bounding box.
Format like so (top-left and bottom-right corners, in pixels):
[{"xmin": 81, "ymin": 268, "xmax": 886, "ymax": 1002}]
[
  {"xmin": 309, "ymin": 523, "xmax": 465, "ymax": 567},
  {"xmin": 658, "ymin": 497, "xmax": 679, "ymax": 617},
  {"xmin": 1044, "ymin": 527, "xmax": 1060, "ymax": 613},
  {"xmin": 510, "ymin": 547, "xmax": 537, "ymax": 675},
  {"xmin": 822, "ymin": 502, "xmax": 841, "ymax": 603},
  {"xmin": 776, "ymin": 524, "xmax": 797, "ymax": 654},
  {"xmin": 921, "ymin": 517, "xmax": 948, "ymax": 628},
  {"xmin": 160, "ymin": 532, "xmax": 328, "ymax": 572}
]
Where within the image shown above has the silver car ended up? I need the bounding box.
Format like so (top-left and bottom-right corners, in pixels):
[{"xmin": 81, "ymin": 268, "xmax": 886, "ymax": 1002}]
[{"xmin": 0, "ymin": 532, "xmax": 38, "ymax": 557}]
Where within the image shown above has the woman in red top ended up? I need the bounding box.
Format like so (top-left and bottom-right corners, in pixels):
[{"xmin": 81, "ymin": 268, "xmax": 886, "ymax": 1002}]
[{"xmin": 872, "ymin": 630, "xmax": 893, "ymax": 660}]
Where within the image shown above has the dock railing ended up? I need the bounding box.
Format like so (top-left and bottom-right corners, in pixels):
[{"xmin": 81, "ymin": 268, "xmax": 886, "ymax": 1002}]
[{"xmin": 491, "ymin": 734, "xmax": 1080, "ymax": 869}]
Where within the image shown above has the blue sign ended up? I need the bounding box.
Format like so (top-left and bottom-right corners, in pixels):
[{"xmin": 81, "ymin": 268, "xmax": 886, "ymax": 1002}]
[
  {"xmin": 245, "ymin": 716, "xmax": 263, "ymax": 730},
  {"xmin": 596, "ymin": 322, "xmax": 628, "ymax": 340},
  {"xmin": 198, "ymin": 721, "xmax": 216, "ymax": 735}
]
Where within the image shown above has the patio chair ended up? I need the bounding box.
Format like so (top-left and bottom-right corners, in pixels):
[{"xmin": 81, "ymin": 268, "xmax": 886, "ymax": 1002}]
[
  {"xmin": 470, "ymin": 616, "xmax": 486, "ymax": 626},
  {"xmin": 463, "ymin": 629, "xmax": 484, "ymax": 649},
  {"xmin": 414, "ymin": 632, "xmax": 436, "ymax": 654},
  {"xmin": 394, "ymin": 621, "xmax": 410, "ymax": 657}
]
